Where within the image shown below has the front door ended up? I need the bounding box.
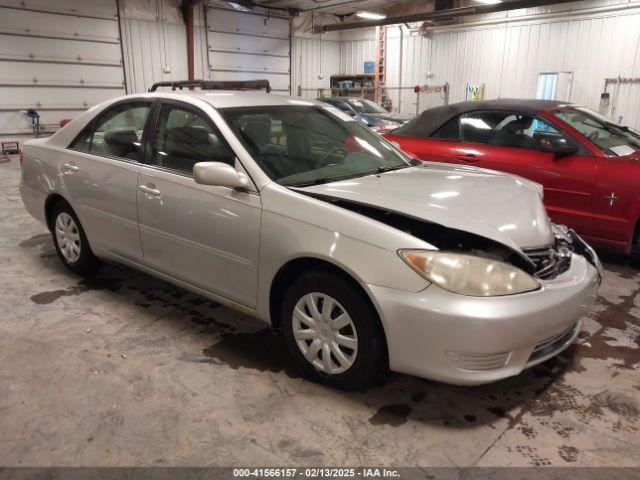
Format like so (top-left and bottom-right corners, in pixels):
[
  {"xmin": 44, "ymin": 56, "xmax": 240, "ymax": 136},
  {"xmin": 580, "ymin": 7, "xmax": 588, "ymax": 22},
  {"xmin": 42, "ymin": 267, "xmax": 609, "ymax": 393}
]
[{"xmin": 137, "ymin": 101, "xmax": 261, "ymax": 307}]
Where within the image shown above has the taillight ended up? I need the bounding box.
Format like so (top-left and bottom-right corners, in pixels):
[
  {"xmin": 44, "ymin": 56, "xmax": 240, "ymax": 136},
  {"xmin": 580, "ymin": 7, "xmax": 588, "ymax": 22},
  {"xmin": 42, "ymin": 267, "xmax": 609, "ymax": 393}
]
[{"xmin": 19, "ymin": 151, "xmax": 24, "ymax": 165}]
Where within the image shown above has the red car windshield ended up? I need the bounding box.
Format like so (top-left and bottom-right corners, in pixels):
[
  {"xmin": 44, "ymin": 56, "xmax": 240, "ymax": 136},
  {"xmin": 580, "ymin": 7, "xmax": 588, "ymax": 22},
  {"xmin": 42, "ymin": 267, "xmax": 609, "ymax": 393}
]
[{"xmin": 554, "ymin": 107, "xmax": 640, "ymax": 156}]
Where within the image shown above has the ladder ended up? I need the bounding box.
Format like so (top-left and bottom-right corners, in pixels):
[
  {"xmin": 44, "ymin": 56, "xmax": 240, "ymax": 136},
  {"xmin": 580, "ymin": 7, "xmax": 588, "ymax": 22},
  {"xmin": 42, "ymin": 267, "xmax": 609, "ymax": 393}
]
[{"xmin": 375, "ymin": 26, "xmax": 388, "ymax": 107}]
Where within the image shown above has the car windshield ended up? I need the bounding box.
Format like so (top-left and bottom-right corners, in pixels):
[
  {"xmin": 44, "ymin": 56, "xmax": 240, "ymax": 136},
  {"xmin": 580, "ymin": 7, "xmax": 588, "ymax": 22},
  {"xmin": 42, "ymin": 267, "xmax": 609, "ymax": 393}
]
[
  {"xmin": 220, "ymin": 105, "xmax": 414, "ymax": 187},
  {"xmin": 553, "ymin": 107, "xmax": 640, "ymax": 156},
  {"xmin": 345, "ymin": 98, "xmax": 388, "ymax": 114}
]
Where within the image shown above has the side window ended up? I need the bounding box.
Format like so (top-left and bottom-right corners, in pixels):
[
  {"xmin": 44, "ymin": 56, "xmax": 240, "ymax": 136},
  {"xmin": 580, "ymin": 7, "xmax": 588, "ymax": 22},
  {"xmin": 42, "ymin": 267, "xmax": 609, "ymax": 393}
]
[
  {"xmin": 491, "ymin": 114, "xmax": 569, "ymax": 150},
  {"xmin": 151, "ymin": 104, "xmax": 234, "ymax": 175},
  {"xmin": 458, "ymin": 111, "xmax": 512, "ymax": 144},
  {"xmin": 90, "ymin": 103, "xmax": 151, "ymax": 160},
  {"xmin": 432, "ymin": 116, "xmax": 461, "ymax": 140},
  {"xmin": 70, "ymin": 127, "xmax": 93, "ymax": 152}
]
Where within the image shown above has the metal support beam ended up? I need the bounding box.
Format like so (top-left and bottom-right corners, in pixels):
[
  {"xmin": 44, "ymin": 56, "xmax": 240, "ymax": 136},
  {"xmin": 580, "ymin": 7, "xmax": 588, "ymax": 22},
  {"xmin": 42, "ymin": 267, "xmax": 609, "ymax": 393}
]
[
  {"xmin": 116, "ymin": 0, "xmax": 128, "ymax": 94},
  {"xmin": 182, "ymin": 0, "xmax": 197, "ymax": 82},
  {"xmin": 316, "ymin": 0, "xmax": 585, "ymax": 32}
]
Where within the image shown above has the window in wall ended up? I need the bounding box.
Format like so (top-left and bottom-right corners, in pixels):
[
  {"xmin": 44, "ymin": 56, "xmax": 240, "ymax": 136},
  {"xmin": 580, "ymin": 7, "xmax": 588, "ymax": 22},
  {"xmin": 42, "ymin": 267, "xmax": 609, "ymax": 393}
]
[{"xmin": 537, "ymin": 72, "xmax": 573, "ymax": 102}]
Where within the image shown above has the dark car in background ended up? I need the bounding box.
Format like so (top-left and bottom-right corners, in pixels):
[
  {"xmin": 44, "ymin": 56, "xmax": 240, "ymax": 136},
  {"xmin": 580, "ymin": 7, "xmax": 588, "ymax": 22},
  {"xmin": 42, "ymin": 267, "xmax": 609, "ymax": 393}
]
[
  {"xmin": 318, "ymin": 97, "xmax": 412, "ymax": 133},
  {"xmin": 386, "ymin": 99, "xmax": 640, "ymax": 256}
]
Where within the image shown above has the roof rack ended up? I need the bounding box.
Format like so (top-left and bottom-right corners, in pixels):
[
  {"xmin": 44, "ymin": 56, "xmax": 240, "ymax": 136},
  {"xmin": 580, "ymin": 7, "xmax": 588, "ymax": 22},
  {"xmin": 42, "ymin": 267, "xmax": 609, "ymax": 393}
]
[{"xmin": 148, "ymin": 79, "xmax": 271, "ymax": 93}]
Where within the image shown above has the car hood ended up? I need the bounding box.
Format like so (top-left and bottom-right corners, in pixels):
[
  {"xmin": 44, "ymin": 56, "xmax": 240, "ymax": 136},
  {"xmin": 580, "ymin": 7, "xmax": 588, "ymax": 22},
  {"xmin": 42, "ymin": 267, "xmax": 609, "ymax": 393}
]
[
  {"xmin": 363, "ymin": 112, "xmax": 412, "ymax": 123},
  {"xmin": 297, "ymin": 163, "xmax": 553, "ymax": 252}
]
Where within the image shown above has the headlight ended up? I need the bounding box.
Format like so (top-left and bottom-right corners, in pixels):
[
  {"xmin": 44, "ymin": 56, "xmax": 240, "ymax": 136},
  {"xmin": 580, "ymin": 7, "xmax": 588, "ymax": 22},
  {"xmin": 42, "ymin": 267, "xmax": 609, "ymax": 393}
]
[{"xmin": 398, "ymin": 250, "xmax": 540, "ymax": 296}]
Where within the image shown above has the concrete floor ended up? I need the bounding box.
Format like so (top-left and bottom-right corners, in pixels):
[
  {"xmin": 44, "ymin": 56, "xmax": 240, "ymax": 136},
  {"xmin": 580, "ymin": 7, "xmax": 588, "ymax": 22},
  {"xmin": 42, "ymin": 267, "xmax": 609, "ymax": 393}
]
[{"xmin": 1, "ymin": 156, "xmax": 639, "ymax": 468}]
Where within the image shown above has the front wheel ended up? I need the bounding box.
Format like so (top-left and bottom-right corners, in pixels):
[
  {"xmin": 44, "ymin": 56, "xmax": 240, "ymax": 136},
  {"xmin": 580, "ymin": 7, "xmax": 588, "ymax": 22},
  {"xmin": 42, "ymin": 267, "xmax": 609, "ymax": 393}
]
[
  {"xmin": 51, "ymin": 201, "xmax": 99, "ymax": 275},
  {"xmin": 281, "ymin": 270, "xmax": 386, "ymax": 390}
]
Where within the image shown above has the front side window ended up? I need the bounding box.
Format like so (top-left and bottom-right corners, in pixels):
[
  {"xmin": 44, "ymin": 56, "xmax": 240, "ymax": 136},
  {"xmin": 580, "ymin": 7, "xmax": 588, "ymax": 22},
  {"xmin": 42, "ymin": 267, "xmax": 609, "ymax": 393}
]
[
  {"xmin": 150, "ymin": 104, "xmax": 234, "ymax": 175},
  {"xmin": 220, "ymin": 105, "xmax": 414, "ymax": 187},
  {"xmin": 433, "ymin": 111, "xmax": 569, "ymax": 151},
  {"xmin": 70, "ymin": 103, "xmax": 151, "ymax": 160},
  {"xmin": 554, "ymin": 107, "xmax": 640, "ymax": 156}
]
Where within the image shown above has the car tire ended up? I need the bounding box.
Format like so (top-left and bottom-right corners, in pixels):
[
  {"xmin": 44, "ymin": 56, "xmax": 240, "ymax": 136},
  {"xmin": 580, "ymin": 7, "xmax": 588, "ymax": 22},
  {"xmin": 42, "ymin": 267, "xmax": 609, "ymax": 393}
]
[
  {"xmin": 50, "ymin": 201, "xmax": 99, "ymax": 276},
  {"xmin": 281, "ymin": 269, "xmax": 386, "ymax": 390}
]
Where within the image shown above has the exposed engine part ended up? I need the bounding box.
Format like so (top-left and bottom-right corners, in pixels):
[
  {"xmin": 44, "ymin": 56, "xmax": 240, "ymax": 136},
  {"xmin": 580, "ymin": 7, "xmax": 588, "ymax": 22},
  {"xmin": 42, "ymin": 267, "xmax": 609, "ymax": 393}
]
[{"xmin": 301, "ymin": 192, "xmax": 536, "ymax": 274}]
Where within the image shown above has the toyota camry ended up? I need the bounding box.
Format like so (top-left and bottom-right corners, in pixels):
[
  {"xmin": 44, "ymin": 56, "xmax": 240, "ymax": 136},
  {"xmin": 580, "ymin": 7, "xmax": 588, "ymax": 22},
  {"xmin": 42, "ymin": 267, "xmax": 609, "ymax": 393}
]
[{"xmin": 19, "ymin": 81, "xmax": 600, "ymax": 390}]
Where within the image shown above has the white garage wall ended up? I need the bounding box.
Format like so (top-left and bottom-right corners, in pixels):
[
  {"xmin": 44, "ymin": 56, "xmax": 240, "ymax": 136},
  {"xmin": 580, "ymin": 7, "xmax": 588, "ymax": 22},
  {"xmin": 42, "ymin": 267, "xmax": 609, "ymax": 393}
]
[
  {"xmin": 292, "ymin": 37, "xmax": 341, "ymax": 97},
  {"xmin": 291, "ymin": 25, "xmax": 376, "ymax": 98},
  {"xmin": 384, "ymin": 0, "xmax": 640, "ymax": 127},
  {"xmin": 119, "ymin": 0, "xmax": 189, "ymax": 94},
  {"xmin": 0, "ymin": 0, "xmax": 125, "ymax": 136},
  {"xmin": 205, "ymin": 2, "xmax": 291, "ymax": 94},
  {"xmin": 340, "ymin": 37, "xmax": 376, "ymax": 75}
]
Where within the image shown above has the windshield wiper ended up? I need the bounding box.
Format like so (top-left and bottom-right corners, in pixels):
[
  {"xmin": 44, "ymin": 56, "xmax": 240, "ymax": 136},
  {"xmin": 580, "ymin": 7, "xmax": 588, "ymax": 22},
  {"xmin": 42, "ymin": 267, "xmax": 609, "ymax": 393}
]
[
  {"xmin": 584, "ymin": 118, "xmax": 631, "ymax": 136},
  {"xmin": 288, "ymin": 177, "xmax": 332, "ymax": 187},
  {"xmin": 376, "ymin": 164, "xmax": 411, "ymax": 174}
]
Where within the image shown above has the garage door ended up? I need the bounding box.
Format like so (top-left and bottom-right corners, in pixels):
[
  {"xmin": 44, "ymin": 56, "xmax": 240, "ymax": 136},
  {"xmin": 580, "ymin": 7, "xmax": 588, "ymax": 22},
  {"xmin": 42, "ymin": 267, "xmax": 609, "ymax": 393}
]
[
  {"xmin": 205, "ymin": 3, "xmax": 290, "ymax": 94},
  {"xmin": 0, "ymin": 0, "xmax": 125, "ymax": 136}
]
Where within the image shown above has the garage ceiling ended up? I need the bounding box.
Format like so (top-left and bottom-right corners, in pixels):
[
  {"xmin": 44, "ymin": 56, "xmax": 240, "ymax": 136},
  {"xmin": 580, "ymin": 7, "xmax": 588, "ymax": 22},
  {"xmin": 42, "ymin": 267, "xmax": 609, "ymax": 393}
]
[
  {"xmin": 228, "ymin": 0, "xmax": 531, "ymax": 15},
  {"xmin": 252, "ymin": 0, "xmax": 409, "ymax": 15}
]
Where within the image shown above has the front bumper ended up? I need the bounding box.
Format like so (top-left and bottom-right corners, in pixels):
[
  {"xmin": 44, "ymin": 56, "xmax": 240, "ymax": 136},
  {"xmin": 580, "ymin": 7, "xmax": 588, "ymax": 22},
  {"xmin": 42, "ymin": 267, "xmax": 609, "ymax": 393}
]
[{"xmin": 367, "ymin": 253, "xmax": 600, "ymax": 385}]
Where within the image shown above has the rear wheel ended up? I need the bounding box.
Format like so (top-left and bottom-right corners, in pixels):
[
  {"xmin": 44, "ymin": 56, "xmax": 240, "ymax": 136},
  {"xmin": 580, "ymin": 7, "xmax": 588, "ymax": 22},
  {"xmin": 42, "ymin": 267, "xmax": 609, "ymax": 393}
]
[
  {"xmin": 51, "ymin": 202, "xmax": 99, "ymax": 275},
  {"xmin": 281, "ymin": 270, "xmax": 385, "ymax": 390}
]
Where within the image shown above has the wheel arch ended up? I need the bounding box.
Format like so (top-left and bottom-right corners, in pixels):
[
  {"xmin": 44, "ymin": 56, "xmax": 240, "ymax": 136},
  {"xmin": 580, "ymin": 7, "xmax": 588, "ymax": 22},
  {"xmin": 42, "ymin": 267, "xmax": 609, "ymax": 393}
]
[
  {"xmin": 268, "ymin": 256, "xmax": 389, "ymax": 363},
  {"xmin": 44, "ymin": 193, "xmax": 72, "ymax": 231}
]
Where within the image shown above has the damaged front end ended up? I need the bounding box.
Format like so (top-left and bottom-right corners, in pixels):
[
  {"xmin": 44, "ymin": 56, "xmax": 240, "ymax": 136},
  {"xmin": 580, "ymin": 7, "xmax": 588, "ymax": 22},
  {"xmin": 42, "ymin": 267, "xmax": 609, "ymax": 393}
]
[
  {"xmin": 302, "ymin": 192, "xmax": 600, "ymax": 282},
  {"xmin": 523, "ymin": 224, "xmax": 602, "ymax": 281}
]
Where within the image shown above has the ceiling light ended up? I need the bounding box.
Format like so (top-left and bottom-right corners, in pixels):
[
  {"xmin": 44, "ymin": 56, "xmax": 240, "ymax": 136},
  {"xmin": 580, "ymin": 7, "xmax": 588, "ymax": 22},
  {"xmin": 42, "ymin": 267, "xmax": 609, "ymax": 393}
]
[
  {"xmin": 356, "ymin": 11, "xmax": 387, "ymax": 20},
  {"xmin": 474, "ymin": 0, "xmax": 503, "ymax": 4}
]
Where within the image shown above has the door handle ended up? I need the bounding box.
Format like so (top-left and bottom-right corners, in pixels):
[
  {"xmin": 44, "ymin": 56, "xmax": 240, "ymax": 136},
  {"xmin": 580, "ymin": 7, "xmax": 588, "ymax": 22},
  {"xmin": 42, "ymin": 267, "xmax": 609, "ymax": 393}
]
[
  {"xmin": 139, "ymin": 185, "xmax": 161, "ymax": 196},
  {"xmin": 62, "ymin": 163, "xmax": 79, "ymax": 172},
  {"xmin": 456, "ymin": 154, "xmax": 479, "ymax": 162}
]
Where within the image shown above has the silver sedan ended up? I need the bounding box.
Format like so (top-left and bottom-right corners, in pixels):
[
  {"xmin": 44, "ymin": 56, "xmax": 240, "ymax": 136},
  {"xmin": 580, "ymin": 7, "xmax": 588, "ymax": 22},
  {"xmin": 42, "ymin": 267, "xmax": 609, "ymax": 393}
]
[{"xmin": 19, "ymin": 88, "xmax": 601, "ymax": 389}]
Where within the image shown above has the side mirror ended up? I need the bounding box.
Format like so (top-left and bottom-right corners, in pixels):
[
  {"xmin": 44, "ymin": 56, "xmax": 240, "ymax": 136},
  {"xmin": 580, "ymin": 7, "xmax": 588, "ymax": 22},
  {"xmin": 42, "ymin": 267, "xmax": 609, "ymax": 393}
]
[
  {"xmin": 193, "ymin": 162, "xmax": 250, "ymax": 189},
  {"xmin": 539, "ymin": 137, "xmax": 578, "ymax": 157}
]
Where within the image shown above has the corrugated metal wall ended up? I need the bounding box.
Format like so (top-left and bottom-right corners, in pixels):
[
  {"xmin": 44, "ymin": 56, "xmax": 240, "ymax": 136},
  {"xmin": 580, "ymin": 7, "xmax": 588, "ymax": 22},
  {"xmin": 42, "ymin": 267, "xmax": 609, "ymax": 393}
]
[
  {"xmin": 292, "ymin": 37, "xmax": 341, "ymax": 98},
  {"xmin": 339, "ymin": 39, "xmax": 376, "ymax": 75},
  {"xmin": 205, "ymin": 3, "xmax": 291, "ymax": 93},
  {"xmin": 5, "ymin": 0, "xmax": 640, "ymax": 137},
  {"xmin": 120, "ymin": 0, "xmax": 189, "ymax": 94},
  {"xmin": 291, "ymin": 30, "xmax": 376, "ymax": 99},
  {"xmin": 384, "ymin": 1, "xmax": 640, "ymax": 127},
  {"xmin": 0, "ymin": 0, "xmax": 125, "ymax": 136}
]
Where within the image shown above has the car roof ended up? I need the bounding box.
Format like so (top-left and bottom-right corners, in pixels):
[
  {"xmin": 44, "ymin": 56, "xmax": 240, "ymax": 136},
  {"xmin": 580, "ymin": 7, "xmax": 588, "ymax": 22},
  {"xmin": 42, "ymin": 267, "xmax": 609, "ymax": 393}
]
[
  {"xmin": 44, "ymin": 90, "xmax": 322, "ymax": 148},
  {"xmin": 322, "ymin": 97, "xmax": 363, "ymax": 101},
  {"xmin": 392, "ymin": 98, "xmax": 575, "ymax": 138},
  {"xmin": 129, "ymin": 90, "xmax": 320, "ymax": 109}
]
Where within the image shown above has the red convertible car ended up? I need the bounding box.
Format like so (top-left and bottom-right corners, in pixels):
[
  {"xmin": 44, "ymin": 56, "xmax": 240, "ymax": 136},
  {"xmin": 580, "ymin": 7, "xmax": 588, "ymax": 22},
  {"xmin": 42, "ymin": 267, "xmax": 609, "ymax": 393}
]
[{"xmin": 386, "ymin": 99, "xmax": 640, "ymax": 256}]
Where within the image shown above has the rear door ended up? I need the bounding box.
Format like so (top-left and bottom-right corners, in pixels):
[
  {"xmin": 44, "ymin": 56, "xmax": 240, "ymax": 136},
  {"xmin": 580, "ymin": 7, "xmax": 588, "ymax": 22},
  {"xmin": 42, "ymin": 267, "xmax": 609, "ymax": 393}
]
[
  {"xmin": 64, "ymin": 101, "xmax": 153, "ymax": 262},
  {"xmin": 136, "ymin": 100, "xmax": 261, "ymax": 307}
]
